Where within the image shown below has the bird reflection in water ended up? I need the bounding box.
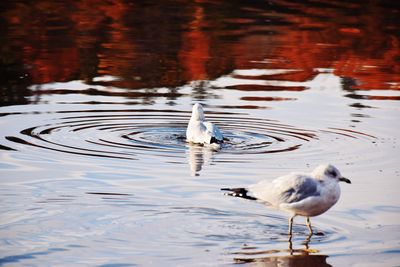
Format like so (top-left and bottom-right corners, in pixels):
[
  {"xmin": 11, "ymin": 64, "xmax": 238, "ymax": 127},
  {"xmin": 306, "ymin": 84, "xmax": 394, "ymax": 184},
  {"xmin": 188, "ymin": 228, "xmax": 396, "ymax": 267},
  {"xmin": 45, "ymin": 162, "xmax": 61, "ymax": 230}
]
[
  {"xmin": 186, "ymin": 143, "xmax": 218, "ymax": 176},
  {"xmin": 233, "ymin": 235, "xmax": 331, "ymax": 267}
]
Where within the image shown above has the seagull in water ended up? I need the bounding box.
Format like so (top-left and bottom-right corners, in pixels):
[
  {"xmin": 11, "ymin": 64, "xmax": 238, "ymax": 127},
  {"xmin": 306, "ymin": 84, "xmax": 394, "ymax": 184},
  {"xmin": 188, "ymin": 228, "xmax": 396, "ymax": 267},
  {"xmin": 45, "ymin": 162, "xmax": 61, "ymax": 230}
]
[
  {"xmin": 221, "ymin": 164, "xmax": 351, "ymax": 236},
  {"xmin": 186, "ymin": 103, "xmax": 223, "ymax": 145}
]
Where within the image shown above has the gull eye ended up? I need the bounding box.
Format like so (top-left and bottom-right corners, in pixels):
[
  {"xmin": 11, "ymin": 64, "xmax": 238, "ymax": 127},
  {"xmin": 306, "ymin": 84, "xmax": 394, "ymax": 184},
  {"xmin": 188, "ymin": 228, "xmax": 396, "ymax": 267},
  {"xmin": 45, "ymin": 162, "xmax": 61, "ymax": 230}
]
[{"xmin": 326, "ymin": 168, "xmax": 337, "ymax": 177}]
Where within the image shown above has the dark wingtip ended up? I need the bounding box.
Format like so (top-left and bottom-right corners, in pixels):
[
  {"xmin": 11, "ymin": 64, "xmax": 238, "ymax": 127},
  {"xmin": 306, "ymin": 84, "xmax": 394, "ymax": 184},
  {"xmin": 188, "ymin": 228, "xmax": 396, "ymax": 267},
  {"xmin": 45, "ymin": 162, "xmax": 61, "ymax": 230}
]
[
  {"xmin": 210, "ymin": 137, "xmax": 223, "ymax": 144},
  {"xmin": 220, "ymin": 188, "xmax": 257, "ymax": 200}
]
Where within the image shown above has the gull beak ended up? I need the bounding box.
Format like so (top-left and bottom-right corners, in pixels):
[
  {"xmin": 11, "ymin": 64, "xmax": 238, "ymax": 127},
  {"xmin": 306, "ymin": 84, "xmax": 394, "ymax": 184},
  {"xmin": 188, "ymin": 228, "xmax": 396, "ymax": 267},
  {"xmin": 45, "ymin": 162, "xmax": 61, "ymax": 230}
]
[{"xmin": 339, "ymin": 177, "xmax": 351, "ymax": 184}]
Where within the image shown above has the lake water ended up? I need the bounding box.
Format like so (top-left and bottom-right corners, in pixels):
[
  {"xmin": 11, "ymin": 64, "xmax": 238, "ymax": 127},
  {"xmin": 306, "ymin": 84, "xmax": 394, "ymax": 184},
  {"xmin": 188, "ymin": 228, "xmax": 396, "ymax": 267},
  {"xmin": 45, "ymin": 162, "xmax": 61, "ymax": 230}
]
[{"xmin": 1, "ymin": 1, "xmax": 400, "ymax": 266}]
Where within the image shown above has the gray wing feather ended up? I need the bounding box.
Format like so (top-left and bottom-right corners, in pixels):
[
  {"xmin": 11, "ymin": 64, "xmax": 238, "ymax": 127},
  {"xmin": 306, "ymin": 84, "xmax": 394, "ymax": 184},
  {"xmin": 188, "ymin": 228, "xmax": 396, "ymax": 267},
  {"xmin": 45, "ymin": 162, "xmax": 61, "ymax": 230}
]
[{"xmin": 279, "ymin": 177, "xmax": 320, "ymax": 203}]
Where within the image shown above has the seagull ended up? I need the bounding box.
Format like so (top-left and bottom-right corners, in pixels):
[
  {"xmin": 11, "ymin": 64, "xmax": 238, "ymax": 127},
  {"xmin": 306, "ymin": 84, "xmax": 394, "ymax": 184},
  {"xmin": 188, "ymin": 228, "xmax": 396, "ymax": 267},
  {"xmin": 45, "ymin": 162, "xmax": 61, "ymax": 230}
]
[
  {"xmin": 221, "ymin": 164, "xmax": 351, "ymax": 236},
  {"xmin": 186, "ymin": 103, "xmax": 223, "ymax": 145}
]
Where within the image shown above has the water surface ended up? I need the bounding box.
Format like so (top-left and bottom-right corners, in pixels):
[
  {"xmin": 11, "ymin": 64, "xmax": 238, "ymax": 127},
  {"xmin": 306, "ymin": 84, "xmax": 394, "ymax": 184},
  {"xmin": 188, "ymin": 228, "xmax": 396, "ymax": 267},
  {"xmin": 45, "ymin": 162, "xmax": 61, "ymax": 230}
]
[{"xmin": 1, "ymin": 1, "xmax": 400, "ymax": 266}]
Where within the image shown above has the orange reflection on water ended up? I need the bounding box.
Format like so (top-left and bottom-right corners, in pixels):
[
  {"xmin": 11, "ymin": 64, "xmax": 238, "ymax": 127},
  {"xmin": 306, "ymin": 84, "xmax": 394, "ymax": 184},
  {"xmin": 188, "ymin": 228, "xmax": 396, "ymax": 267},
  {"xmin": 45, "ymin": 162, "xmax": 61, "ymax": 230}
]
[
  {"xmin": 179, "ymin": 4, "xmax": 210, "ymax": 81},
  {"xmin": 1, "ymin": 0, "xmax": 399, "ymax": 93}
]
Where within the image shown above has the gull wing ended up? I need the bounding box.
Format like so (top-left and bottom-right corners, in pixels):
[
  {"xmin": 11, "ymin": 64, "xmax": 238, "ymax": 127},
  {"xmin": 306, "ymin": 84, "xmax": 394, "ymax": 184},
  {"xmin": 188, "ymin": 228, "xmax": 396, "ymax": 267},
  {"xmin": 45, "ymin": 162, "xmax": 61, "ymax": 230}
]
[
  {"xmin": 203, "ymin": 122, "xmax": 223, "ymax": 143},
  {"xmin": 249, "ymin": 174, "xmax": 320, "ymax": 206}
]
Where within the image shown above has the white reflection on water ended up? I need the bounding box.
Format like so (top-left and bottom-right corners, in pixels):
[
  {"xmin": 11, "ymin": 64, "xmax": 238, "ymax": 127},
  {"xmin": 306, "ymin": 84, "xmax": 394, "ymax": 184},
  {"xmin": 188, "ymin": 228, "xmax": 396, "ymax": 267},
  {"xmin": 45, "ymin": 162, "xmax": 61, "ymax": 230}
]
[
  {"xmin": 211, "ymin": 70, "xmax": 341, "ymax": 89},
  {"xmin": 187, "ymin": 144, "xmax": 216, "ymax": 176}
]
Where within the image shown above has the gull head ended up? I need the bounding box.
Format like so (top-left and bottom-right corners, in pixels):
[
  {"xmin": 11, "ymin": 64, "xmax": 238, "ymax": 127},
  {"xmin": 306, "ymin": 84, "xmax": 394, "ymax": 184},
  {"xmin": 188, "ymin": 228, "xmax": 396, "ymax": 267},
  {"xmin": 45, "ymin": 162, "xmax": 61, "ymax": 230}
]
[
  {"xmin": 191, "ymin": 103, "xmax": 205, "ymax": 121},
  {"xmin": 312, "ymin": 164, "xmax": 351, "ymax": 184}
]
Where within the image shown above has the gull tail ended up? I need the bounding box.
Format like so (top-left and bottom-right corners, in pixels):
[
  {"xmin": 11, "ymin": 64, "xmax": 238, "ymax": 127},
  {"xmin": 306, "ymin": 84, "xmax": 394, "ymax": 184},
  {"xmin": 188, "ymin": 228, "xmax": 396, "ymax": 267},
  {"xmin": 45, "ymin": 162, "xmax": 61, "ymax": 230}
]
[{"xmin": 221, "ymin": 188, "xmax": 257, "ymax": 201}]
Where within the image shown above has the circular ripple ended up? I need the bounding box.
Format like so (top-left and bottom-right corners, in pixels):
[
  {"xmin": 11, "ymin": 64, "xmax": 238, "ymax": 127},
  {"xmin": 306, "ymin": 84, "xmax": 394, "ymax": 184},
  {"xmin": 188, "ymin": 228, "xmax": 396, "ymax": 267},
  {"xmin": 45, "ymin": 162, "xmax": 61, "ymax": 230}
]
[{"xmin": 2, "ymin": 109, "xmax": 375, "ymax": 161}]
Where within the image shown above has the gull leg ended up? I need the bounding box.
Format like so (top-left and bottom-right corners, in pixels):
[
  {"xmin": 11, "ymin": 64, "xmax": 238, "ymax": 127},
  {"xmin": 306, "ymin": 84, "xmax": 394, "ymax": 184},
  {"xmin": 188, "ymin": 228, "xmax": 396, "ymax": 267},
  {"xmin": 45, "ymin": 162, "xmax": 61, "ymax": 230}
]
[
  {"xmin": 304, "ymin": 231, "xmax": 312, "ymax": 251},
  {"xmin": 288, "ymin": 216, "xmax": 294, "ymax": 236},
  {"xmin": 288, "ymin": 235, "xmax": 293, "ymax": 255},
  {"xmin": 306, "ymin": 217, "xmax": 313, "ymax": 235}
]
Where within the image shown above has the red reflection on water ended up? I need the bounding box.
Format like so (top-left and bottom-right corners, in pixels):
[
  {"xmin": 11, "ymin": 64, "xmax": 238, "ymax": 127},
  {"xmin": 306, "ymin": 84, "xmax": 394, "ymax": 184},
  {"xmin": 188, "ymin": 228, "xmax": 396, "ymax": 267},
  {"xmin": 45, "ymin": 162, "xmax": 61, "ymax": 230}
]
[
  {"xmin": 1, "ymin": 0, "xmax": 399, "ymax": 93},
  {"xmin": 266, "ymin": 0, "xmax": 400, "ymax": 90},
  {"xmin": 23, "ymin": 46, "xmax": 79, "ymax": 84},
  {"xmin": 179, "ymin": 4, "xmax": 210, "ymax": 81}
]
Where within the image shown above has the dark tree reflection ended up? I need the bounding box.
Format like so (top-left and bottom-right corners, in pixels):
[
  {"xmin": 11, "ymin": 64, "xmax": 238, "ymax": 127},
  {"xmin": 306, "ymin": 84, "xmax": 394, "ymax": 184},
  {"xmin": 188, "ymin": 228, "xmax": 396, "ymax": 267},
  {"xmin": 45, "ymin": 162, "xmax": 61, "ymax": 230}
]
[{"xmin": 1, "ymin": 0, "xmax": 399, "ymax": 105}]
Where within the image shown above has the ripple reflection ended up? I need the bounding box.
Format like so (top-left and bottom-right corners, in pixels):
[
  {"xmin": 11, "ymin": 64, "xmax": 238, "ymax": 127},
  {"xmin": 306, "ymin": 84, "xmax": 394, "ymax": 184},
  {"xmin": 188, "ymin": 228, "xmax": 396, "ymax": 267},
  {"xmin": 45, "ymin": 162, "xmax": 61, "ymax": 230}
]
[
  {"xmin": 1, "ymin": 109, "xmax": 376, "ymax": 169},
  {"xmin": 2, "ymin": 110, "xmax": 316, "ymax": 159}
]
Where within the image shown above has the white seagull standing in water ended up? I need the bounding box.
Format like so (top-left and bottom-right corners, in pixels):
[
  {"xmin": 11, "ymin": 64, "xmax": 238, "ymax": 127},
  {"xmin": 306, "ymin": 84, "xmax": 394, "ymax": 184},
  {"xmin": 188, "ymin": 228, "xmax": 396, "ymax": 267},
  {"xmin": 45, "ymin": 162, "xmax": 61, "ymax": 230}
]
[
  {"xmin": 186, "ymin": 103, "xmax": 223, "ymax": 145},
  {"xmin": 221, "ymin": 164, "xmax": 351, "ymax": 236}
]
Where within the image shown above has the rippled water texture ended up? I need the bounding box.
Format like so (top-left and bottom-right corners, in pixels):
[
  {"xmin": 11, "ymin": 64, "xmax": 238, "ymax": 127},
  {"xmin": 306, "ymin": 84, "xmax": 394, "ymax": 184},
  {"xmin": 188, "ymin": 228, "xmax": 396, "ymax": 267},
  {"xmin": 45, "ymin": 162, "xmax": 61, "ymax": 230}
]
[{"xmin": 1, "ymin": 1, "xmax": 400, "ymax": 266}]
